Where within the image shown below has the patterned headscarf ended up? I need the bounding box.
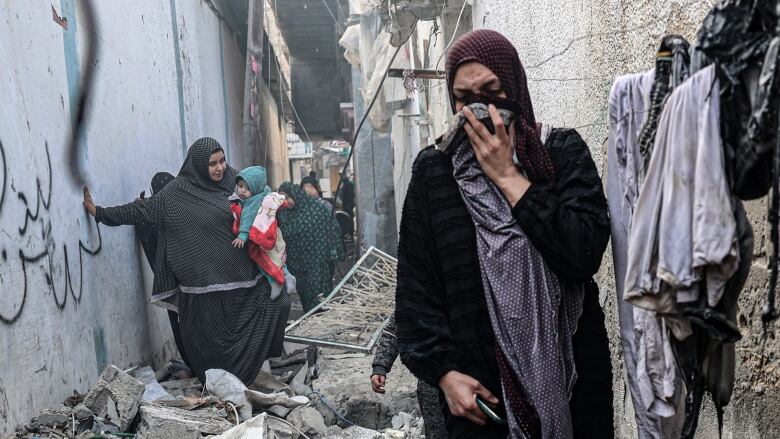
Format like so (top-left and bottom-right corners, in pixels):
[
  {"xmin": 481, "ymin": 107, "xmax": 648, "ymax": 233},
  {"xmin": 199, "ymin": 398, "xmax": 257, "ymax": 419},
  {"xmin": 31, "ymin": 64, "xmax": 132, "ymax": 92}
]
[
  {"xmin": 446, "ymin": 29, "xmax": 555, "ymax": 183},
  {"xmin": 137, "ymin": 172, "xmax": 175, "ymax": 267},
  {"xmin": 178, "ymin": 137, "xmax": 235, "ymax": 195},
  {"xmin": 151, "ymin": 172, "xmax": 175, "ymax": 196}
]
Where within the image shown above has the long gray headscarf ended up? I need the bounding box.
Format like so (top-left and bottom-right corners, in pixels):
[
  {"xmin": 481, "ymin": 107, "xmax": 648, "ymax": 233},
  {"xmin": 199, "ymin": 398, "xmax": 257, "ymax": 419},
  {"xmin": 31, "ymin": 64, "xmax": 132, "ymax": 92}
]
[{"xmin": 440, "ymin": 104, "xmax": 583, "ymax": 438}]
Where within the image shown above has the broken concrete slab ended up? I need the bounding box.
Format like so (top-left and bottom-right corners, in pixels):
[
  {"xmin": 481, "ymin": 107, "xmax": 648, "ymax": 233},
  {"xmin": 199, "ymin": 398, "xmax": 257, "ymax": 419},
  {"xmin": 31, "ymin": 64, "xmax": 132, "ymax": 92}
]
[
  {"xmin": 136, "ymin": 404, "xmax": 233, "ymax": 439},
  {"xmin": 82, "ymin": 365, "xmax": 145, "ymax": 431},
  {"xmin": 288, "ymin": 406, "xmax": 328, "ymax": 438},
  {"xmin": 212, "ymin": 412, "xmax": 297, "ymax": 439},
  {"xmin": 72, "ymin": 403, "xmax": 94, "ymax": 421},
  {"xmin": 33, "ymin": 411, "xmax": 69, "ymax": 429},
  {"xmin": 322, "ymin": 425, "xmax": 382, "ymax": 439}
]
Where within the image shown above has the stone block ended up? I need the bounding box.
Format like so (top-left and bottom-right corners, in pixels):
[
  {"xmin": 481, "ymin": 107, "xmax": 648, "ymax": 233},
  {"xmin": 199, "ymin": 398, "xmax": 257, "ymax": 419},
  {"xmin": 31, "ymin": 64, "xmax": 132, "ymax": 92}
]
[
  {"xmin": 82, "ymin": 365, "xmax": 145, "ymax": 431},
  {"xmin": 288, "ymin": 406, "xmax": 328, "ymax": 438},
  {"xmin": 136, "ymin": 404, "xmax": 233, "ymax": 439}
]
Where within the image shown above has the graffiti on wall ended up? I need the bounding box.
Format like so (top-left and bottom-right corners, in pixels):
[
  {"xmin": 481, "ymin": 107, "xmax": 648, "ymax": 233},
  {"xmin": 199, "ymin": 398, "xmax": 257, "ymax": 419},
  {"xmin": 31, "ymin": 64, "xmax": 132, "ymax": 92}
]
[{"xmin": 0, "ymin": 138, "xmax": 102, "ymax": 325}]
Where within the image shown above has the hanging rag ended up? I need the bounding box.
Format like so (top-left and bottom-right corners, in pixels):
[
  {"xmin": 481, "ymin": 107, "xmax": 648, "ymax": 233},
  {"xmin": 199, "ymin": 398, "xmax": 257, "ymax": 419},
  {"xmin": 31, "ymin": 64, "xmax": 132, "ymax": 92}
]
[
  {"xmin": 439, "ymin": 103, "xmax": 583, "ymax": 439},
  {"xmin": 607, "ymin": 69, "xmax": 686, "ymax": 434},
  {"xmin": 624, "ymin": 65, "xmax": 740, "ymax": 313}
]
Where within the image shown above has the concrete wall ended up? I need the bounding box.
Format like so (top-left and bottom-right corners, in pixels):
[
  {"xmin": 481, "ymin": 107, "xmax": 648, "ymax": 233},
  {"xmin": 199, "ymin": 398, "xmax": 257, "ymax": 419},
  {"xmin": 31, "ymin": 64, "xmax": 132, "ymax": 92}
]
[
  {"xmin": 0, "ymin": 1, "xmax": 254, "ymax": 435},
  {"xmin": 258, "ymin": 83, "xmax": 290, "ymax": 188},
  {"xmin": 470, "ymin": 0, "xmax": 780, "ymax": 437}
]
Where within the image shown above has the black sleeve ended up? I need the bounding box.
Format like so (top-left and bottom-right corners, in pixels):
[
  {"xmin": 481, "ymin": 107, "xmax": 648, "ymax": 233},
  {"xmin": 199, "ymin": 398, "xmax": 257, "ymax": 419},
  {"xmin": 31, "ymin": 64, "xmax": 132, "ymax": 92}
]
[
  {"xmin": 371, "ymin": 316, "xmax": 398, "ymax": 376},
  {"xmin": 396, "ymin": 151, "xmax": 460, "ymax": 387},
  {"xmin": 512, "ymin": 129, "xmax": 610, "ymax": 283},
  {"xmin": 95, "ymin": 195, "xmax": 163, "ymax": 227}
]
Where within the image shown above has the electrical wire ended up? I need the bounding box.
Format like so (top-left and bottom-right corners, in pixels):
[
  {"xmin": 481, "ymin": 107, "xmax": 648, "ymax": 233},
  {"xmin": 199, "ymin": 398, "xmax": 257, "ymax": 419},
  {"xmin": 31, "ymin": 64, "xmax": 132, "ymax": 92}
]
[
  {"xmin": 433, "ymin": 0, "xmax": 469, "ymax": 74},
  {"xmin": 309, "ymin": 389, "xmax": 357, "ymax": 427},
  {"xmin": 273, "ymin": 54, "xmax": 313, "ymax": 145},
  {"xmin": 330, "ymin": 22, "xmax": 418, "ymax": 214},
  {"xmin": 320, "ymin": 0, "xmax": 344, "ymax": 32}
]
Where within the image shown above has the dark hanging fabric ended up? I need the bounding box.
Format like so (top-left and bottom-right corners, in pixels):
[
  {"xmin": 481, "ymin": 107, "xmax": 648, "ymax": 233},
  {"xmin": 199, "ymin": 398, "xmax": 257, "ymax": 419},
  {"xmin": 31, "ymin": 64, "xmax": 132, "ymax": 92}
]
[
  {"xmin": 136, "ymin": 172, "xmax": 175, "ymax": 269},
  {"xmin": 698, "ymin": 0, "xmax": 780, "ymax": 200},
  {"xmin": 445, "ymin": 29, "xmax": 555, "ymax": 184},
  {"xmin": 674, "ymin": 200, "xmax": 754, "ymax": 438},
  {"xmin": 697, "ymin": 0, "xmax": 780, "ymax": 322},
  {"xmin": 637, "ymin": 35, "xmax": 691, "ymax": 170}
]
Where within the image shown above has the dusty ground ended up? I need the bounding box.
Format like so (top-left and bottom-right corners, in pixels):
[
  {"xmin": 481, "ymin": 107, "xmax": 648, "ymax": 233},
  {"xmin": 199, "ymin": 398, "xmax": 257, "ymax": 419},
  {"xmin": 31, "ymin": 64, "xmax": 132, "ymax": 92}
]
[{"xmin": 313, "ymin": 353, "xmax": 421, "ymax": 431}]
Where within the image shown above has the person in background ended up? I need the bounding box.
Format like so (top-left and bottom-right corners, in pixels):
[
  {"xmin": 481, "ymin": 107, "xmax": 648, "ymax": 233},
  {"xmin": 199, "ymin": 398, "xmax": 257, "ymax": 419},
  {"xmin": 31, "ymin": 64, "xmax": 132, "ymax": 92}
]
[
  {"xmin": 278, "ymin": 182, "xmax": 345, "ymax": 312},
  {"xmin": 83, "ymin": 137, "xmax": 290, "ymax": 385},
  {"xmin": 371, "ymin": 315, "xmax": 447, "ymax": 438},
  {"xmin": 395, "ymin": 30, "xmax": 613, "ymax": 438},
  {"xmin": 338, "ymin": 172, "xmax": 355, "ymax": 219},
  {"xmin": 135, "ymin": 171, "xmax": 192, "ymax": 380},
  {"xmin": 301, "ymin": 175, "xmax": 333, "ymax": 211}
]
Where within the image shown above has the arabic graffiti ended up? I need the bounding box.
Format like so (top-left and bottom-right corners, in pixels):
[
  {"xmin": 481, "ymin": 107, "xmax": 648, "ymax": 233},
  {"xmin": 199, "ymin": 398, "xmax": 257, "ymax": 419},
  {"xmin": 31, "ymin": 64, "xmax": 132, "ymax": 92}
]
[{"xmin": 0, "ymin": 138, "xmax": 102, "ymax": 325}]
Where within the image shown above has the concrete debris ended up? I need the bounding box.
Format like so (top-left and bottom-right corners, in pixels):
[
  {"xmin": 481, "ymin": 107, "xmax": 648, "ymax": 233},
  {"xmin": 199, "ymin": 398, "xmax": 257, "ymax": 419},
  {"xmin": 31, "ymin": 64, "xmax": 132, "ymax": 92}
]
[
  {"xmin": 82, "ymin": 364, "xmax": 145, "ymax": 431},
  {"xmin": 160, "ymin": 377, "xmax": 204, "ymax": 398},
  {"xmin": 288, "ymin": 406, "xmax": 329, "ymax": 437},
  {"xmin": 212, "ymin": 412, "xmax": 298, "ymax": 439},
  {"xmin": 390, "ymin": 412, "xmax": 413, "ymax": 430},
  {"xmin": 136, "ymin": 404, "xmax": 233, "ymax": 439},
  {"xmin": 33, "ymin": 412, "xmax": 69, "ymax": 429},
  {"xmin": 133, "ymin": 365, "xmax": 176, "ymax": 401},
  {"xmin": 206, "ymin": 369, "xmax": 255, "ymax": 422},
  {"xmin": 322, "ymin": 425, "xmax": 382, "ymax": 439},
  {"xmin": 73, "ymin": 403, "xmax": 94, "ymax": 421},
  {"xmin": 13, "ymin": 351, "xmax": 425, "ymax": 439}
]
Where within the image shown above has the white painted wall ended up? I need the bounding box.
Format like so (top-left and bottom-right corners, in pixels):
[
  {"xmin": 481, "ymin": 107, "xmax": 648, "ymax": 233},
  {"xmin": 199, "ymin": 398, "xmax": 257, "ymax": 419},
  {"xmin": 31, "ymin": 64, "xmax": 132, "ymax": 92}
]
[{"xmin": 0, "ymin": 1, "xmax": 251, "ymax": 435}]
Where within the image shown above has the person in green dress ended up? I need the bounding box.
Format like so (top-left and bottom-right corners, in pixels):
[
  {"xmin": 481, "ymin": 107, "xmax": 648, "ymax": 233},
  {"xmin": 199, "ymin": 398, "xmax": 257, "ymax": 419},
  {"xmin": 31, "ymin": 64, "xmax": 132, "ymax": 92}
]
[{"xmin": 278, "ymin": 182, "xmax": 345, "ymax": 312}]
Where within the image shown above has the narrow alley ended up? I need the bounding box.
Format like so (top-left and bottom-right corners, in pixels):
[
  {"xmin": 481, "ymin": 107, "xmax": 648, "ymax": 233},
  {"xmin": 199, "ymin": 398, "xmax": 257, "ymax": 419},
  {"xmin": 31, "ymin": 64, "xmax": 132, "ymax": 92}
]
[{"xmin": 1, "ymin": 1, "xmax": 779, "ymax": 438}]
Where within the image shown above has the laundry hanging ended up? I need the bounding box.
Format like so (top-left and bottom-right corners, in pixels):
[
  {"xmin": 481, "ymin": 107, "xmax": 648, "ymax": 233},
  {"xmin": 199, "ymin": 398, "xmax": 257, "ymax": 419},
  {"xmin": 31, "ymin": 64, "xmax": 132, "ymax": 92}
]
[
  {"xmin": 607, "ymin": 36, "xmax": 694, "ymax": 434},
  {"xmin": 608, "ymin": 69, "xmax": 686, "ymax": 435}
]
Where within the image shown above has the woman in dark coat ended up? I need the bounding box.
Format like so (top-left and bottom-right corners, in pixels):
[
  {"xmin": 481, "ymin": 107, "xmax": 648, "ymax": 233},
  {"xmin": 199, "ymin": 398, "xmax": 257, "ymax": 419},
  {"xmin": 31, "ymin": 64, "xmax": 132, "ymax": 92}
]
[
  {"xmin": 395, "ymin": 30, "xmax": 613, "ymax": 438},
  {"xmin": 83, "ymin": 137, "xmax": 290, "ymax": 384}
]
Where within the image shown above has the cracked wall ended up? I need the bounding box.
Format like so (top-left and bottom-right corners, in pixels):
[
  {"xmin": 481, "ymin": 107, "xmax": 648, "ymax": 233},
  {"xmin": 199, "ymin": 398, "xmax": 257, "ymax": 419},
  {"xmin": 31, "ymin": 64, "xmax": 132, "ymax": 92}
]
[{"xmin": 471, "ymin": 0, "xmax": 780, "ymax": 437}]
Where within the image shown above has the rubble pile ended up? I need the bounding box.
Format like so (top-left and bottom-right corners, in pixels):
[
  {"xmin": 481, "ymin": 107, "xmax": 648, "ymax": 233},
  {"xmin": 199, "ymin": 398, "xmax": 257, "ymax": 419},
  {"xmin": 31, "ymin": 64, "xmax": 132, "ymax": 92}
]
[{"xmin": 13, "ymin": 348, "xmax": 425, "ymax": 439}]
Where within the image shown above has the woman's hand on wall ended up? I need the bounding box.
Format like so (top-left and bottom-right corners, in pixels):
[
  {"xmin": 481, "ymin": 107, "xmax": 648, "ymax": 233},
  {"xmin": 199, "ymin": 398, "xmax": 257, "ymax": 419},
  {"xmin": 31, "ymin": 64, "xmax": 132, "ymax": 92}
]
[{"xmin": 82, "ymin": 187, "xmax": 97, "ymax": 217}]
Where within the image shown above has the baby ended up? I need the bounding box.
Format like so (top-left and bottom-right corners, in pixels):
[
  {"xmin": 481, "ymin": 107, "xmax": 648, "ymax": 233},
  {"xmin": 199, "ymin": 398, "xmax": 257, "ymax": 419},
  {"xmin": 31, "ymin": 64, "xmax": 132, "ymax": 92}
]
[{"xmin": 230, "ymin": 166, "xmax": 296, "ymax": 299}]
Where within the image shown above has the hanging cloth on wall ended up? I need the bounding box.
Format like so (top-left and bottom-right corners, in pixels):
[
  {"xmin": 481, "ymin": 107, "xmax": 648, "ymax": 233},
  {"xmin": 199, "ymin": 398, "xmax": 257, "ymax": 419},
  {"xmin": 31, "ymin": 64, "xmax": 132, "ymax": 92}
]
[
  {"xmin": 608, "ymin": 69, "xmax": 686, "ymax": 437},
  {"xmin": 697, "ymin": 0, "xmax": 780, "ymax": 323}
]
